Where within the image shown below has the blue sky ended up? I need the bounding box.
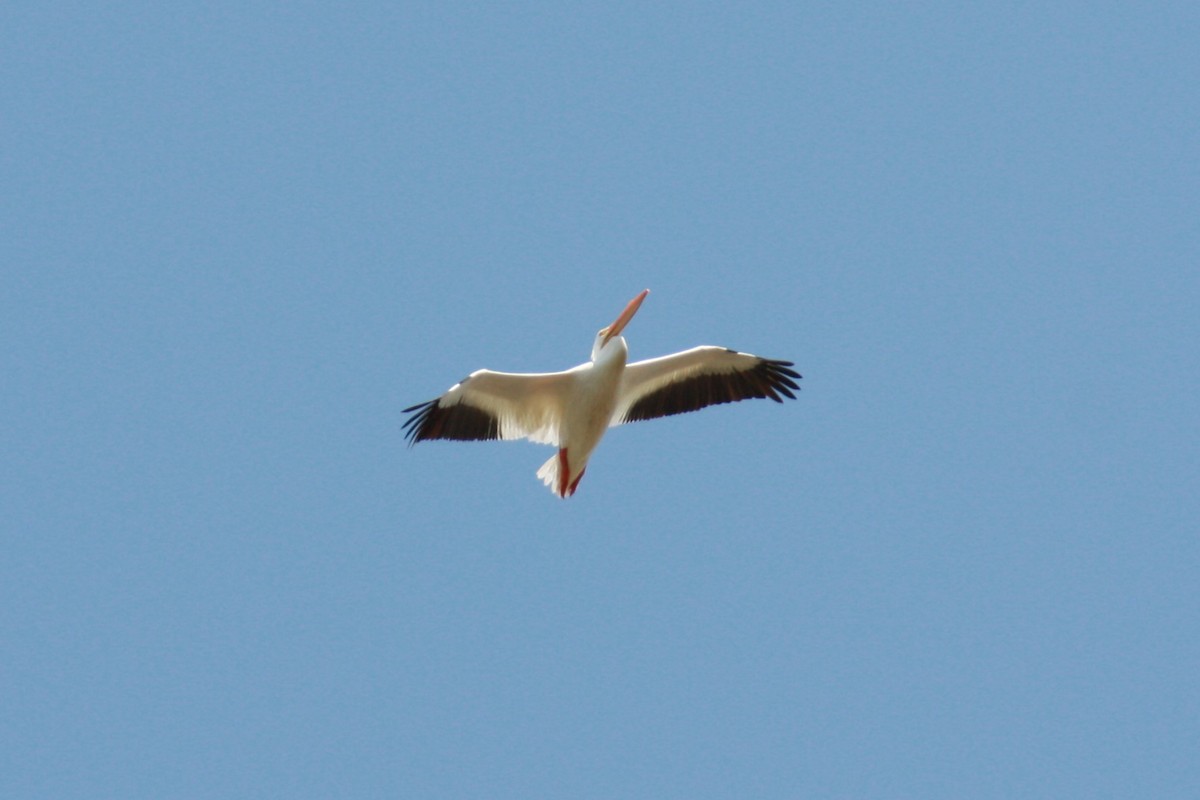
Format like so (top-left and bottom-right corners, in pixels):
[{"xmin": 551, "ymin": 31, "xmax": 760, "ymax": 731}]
[{"xmin": 3, "ymin": 3, "xmax": 1198, "ymax": 797}]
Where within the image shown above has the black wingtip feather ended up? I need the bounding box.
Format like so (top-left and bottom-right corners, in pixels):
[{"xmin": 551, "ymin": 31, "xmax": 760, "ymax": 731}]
[
  {"xmin": 400, "ymin": 399, "xmax": 437, "ymax": 446},
  {"xmin": 402, "ymin": 397, "xmax": 503, "ymax": 445}
]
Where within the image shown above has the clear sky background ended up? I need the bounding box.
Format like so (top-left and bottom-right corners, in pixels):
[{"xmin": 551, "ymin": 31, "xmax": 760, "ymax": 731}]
[{"xmin": 4, "ymin": 3, "xmax": 1198, "ymax": 797}]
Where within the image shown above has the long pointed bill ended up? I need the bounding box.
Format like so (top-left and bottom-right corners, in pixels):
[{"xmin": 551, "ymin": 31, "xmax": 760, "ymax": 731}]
[{"xmin": 603, "ymin": 289, "xmax": 650, "ymax": 345}]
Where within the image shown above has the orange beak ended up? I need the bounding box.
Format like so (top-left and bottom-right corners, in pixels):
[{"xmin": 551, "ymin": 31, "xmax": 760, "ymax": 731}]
[{"xmin": 602, "ymin": 289, "xmax": 649, "ymax": 345}]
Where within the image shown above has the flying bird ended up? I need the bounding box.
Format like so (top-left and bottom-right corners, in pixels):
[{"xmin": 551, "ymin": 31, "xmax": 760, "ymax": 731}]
[{"xmin": 403, "ymin": 290, "xmax": 800, "ymax": 498}]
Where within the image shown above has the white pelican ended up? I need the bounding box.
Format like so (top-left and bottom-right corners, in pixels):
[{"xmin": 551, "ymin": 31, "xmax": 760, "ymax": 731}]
[{"xmin": 403, "ymin": 289, "xmax": 800, "ymax": 498}]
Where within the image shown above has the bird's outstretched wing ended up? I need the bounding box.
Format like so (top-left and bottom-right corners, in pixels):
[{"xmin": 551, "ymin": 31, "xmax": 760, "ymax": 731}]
[
  {"xmin": 611, "ymin": 346, "xmax": 800, "ymax": 425},
  {"xmin": 403, "ymin": 369, "xmax": 574, "ymax": 446}
]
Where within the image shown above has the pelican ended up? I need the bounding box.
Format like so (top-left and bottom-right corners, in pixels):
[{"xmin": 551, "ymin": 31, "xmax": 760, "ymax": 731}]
[{"xmin": 403, "ymin": 289, "xmax": 800, "ymax": 497}]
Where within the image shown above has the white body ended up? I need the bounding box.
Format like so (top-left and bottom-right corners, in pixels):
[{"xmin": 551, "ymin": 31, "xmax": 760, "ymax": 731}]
[{"xmin": 534, "ymin": 332, "xmax": 628, "ymax": 494}]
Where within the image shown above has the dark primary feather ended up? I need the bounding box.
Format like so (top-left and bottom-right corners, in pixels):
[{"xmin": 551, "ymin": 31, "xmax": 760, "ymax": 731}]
[
  {"xmin": 620, "ymin": 358, "xmax": 801, "ymax": 424},
  {"xmin": 402, "ymin": 398, "xmax": 502, "ymax": 445}
]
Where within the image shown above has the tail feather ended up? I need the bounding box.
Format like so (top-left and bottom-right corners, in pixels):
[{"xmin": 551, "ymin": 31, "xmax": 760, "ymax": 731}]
[
  {"xmin": 536, "ymin": 449, "xmax": 586, "ymax": 498},
  {"xmin": 536, "ymin": 452, "xmax": 563, "ymax": 497}
]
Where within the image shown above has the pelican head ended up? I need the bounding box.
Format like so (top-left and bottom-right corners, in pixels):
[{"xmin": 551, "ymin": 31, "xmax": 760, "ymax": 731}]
[{"xmin": 591, "ymin": 289, "xmax": 649, "ymax": 362}]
